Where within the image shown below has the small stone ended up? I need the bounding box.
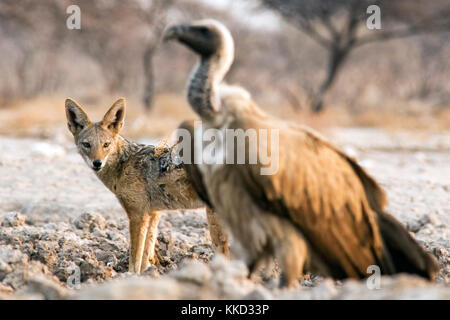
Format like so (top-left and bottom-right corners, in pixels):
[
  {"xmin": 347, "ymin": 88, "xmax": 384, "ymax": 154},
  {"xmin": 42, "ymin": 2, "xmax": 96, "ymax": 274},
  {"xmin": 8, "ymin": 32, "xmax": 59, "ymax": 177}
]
[
  {"xmin": 62, "ymin": 232, "xmax": 79, "ymax": 242},
  {"xmin": 311, "ymin": 279, "xmax": 338, "ymax": 299},
  {"xmin": 407, "ymin": 221, "xmax": 422, "ymax": 233},
  {"xmin": 210, "ymin": 253, "xmax": 229, "ymax": 271},
  {"xmin": 0, "ymin": 246, "xmax": 28, "ymax": 264},
  {"xmin": 107, "ymin": 231, "xmax": 127, "ymax": 243},
  {"xmin": 171, "ymin": 259, "xmax": 212, "ymax": 285},
  {"xmin": 0, "ymin": 283, "xmax": 13, "ymax": 294},
  {"xmin": 142, "ymin": 265, "xmax": 160, "ymax": 278},
  {"xmin": 1, "ymin": 212, "xmax": 26, "ymax": 227},
  {"xmin": 242, "ymin": 288, "xmax": 272, "ymax": 300},
  {"xmin": 43, "ymin": 223, "xmax": 58, "ymax": 230},
  {"xmin": 25, "ymin": 275, "xmax": 68, "ymax": 300},
  {"xmin": 91, "ymin": 229, "xmax": 107, "ymax": 238},
  {"xmin": 210, "ymin": 255, "xmax": 248, "ymax": 280},
  {"xmin": 95, "ymin": 251, "xmax": 117, "ymax": 267},
  {"xmin": 0, "ymin": 260, "xmax": 13, "ymax": 277},
  {"xmin": 426, "ymin": 214, "xmax": 440, "ymax": 226},
  {"xmin": 106, "ymin": 221, "xmax": 118, "ymax": 229},
  {"xmin": 73, "ymin": 212, "xmax": 106, "ymax": 232},
  {"xmin": 433, "ymin": 246, "xmax": 448, "ymax": 259}
]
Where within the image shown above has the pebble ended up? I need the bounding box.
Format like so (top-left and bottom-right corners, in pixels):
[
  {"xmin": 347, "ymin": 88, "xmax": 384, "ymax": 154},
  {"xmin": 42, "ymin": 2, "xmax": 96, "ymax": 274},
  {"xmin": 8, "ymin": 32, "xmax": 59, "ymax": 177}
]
[
  {"xmin": 73, "ymin": 212, "xmax": 106, "ymax": 232},
  {"xmin": 171, "ymin": 259, "xmax": 212, "ymax": 284},
  {"xmin": 1, "ymin": 212, "xmax": 26, "ymax": 227}
]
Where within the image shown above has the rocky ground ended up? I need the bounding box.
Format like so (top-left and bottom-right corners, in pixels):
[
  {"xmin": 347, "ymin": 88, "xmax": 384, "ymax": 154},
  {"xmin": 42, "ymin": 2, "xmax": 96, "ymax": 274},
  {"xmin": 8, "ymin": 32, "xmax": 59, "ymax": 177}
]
[{"xmin": 0, "ymin": 128, "xmax": 449, "ymax": 299}]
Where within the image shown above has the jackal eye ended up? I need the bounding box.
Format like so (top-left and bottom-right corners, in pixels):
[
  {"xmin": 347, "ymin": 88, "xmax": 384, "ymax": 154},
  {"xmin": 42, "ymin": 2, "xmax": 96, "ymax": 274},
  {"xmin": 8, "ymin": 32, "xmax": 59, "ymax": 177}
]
[
  {"xmin": 82, "ymin": 142, "xmax": 91, "ymax": 148},
  {"xmin": 103, "ymin": 142, "xmax": 110, "ymax": 148}
]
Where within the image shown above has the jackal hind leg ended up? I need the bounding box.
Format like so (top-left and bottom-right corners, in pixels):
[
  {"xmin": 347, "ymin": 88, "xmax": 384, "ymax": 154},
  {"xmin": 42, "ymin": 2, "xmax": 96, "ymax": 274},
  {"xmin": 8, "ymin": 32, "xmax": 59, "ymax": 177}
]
[
  {"xmin": 129, "ymin": 215, "xmax": 150, "ymax": 273},
  {"xmin": 206, "ymin": 207, "xmax": 230, "ymax": 258},
  {"xmin": 140, "ymin": 211, "xmax": 161, "ymax": 272}
]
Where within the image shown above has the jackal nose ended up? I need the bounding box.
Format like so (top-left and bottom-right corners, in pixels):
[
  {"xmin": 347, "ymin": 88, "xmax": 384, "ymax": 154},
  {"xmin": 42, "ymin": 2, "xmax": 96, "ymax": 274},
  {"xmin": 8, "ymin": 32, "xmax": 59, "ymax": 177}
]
[{"xmin": 92, "ymin": 160, "xmax": 102, "ymax": 170}]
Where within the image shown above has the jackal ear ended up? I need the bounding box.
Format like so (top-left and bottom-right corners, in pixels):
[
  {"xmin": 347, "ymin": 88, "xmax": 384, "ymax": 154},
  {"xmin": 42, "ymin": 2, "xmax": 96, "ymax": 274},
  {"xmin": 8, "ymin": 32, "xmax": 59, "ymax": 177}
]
[
  {"xmin": 65, "ymin": 98, "xmax": 91, "ymax": 136},
  {"xmin": 102, "ymin": 98, "xmax": 126, "ymax": 135}
]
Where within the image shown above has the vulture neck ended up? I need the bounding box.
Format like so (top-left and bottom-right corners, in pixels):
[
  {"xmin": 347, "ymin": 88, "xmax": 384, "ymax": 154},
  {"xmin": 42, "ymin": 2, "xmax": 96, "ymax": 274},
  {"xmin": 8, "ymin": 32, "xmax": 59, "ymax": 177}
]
[{"xmin": 188, "ymin": 44, "xmax": 234, "ymax": 123}]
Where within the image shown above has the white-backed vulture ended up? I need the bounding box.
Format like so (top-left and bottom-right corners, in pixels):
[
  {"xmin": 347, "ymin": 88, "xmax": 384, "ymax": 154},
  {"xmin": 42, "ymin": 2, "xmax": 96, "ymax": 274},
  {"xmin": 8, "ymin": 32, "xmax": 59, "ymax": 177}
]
[{"xmin": 164, "ymin": 19, "xmax": 438, "ymax": 287}]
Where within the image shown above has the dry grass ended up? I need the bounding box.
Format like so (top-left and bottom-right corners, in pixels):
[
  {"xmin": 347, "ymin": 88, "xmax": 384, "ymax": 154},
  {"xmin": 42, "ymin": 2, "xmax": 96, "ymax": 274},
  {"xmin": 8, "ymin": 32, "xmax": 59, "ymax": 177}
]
[
  {"xmin": 0, "ymin": 96, "xmax": 67, "ymax": 137},
  {"xmin": 123, "ymin": 93, "xmax": 197, "ymax": 140},
  {"xmin": 0, "ymin": 94, "xmax": 448, "ymax": 141},
  {"xmin": 337, "ymin": 105, "xmax": 450, "ymax": 131},
  {"xmin": 273, "ymin": 102, "xmax": 450, "ymax": 134},
  {"xmin": 0, "ymin": 94, "xmax": 197, "ymax": 140}
]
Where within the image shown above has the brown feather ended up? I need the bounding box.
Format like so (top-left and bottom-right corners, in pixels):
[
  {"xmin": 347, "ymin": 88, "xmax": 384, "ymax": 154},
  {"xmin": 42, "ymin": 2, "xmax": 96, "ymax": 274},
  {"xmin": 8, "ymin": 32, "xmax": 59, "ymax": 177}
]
[
  {"xmin": 199, "ymin": 93, "xmax": 438, "ymax": 283},
  {"xmin": 170, "ymin": 19, "xmax": 439, "ymax": 286}
]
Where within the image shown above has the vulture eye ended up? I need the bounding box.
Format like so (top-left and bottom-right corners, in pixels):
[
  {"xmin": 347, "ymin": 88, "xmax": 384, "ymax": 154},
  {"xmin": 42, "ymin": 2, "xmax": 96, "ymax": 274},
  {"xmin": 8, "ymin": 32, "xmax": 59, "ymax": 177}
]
[
  {"xmin": 103, "ymin": 142, "xmax": 110, "ymax": 148},
  {"xmin": 82, "ymin": 142, "xmax": 91, "ymax": 148}
]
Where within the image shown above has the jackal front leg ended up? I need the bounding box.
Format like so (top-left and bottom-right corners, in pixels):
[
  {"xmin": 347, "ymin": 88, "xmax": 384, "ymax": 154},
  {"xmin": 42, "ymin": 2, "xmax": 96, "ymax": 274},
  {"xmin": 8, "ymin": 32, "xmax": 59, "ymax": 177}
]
[
  {"xmin": 129, "ymin": 215, "xmax": 150, "ymax": 273},
  {"xmin": 206, "ymin": 207, "xmax": 230, "ymax": 258},
  {"xmin": 140, "ymin": 211, "xmax": 161, "ymax": 272}
]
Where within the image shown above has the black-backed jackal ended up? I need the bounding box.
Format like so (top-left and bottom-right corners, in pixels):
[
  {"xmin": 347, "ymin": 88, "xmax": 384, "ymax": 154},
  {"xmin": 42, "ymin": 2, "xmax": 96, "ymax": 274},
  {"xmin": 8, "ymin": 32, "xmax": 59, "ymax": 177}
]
[{"xmin": 65, "ymin": 97, "xmax": 229, "ymax": 273}]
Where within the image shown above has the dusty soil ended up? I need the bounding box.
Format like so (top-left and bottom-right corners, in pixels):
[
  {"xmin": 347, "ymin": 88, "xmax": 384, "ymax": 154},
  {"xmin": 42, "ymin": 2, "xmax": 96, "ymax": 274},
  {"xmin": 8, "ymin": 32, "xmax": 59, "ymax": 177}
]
[{"xmin": 0, "ymin": 127, "xmax": 449, "ymax": 299}]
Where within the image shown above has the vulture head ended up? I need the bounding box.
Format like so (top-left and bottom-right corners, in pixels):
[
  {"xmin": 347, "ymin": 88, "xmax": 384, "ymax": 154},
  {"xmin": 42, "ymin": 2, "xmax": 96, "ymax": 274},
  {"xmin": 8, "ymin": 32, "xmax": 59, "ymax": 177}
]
[{"xmin": 164, "ymin": 19, "xmax": 234, "ymax": 60}]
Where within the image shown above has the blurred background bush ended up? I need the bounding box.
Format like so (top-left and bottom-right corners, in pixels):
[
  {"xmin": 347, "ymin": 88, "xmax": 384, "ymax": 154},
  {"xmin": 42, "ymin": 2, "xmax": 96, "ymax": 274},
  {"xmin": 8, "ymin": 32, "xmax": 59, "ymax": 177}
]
[{"xmin": 0, "ymin": 0, "xmax": 449, "ymax": 138}]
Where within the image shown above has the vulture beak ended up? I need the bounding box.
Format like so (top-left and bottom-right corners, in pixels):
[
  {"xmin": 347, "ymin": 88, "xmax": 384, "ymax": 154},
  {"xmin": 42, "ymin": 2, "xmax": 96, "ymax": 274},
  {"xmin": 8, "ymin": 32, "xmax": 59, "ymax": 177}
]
[{"xmin": 163, "ymin": 25, "xmax": 190, "ymax": 42}]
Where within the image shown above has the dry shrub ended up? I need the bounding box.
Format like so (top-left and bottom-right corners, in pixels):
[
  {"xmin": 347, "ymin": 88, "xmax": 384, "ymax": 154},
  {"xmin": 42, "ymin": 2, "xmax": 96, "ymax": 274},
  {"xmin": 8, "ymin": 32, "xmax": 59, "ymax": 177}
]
[
  {"xmin": 0, "ymin": 96, "xmax": 67, "ymax": 137},
  {"xmin": 122, "ymin": 93, "xmax": 197, "ymax": 140},
  {"xmin": 0, "ymin": 94, "xmax": 197, "ymax": 139},
  {"xmin": 0, "ymin": 94, "xmax": 448, "ymax": 140}
]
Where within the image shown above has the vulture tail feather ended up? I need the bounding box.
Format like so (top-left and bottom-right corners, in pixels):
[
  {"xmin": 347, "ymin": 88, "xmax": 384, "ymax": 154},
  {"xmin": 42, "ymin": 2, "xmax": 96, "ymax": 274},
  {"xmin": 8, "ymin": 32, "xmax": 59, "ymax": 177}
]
[{"xmin": 377, "ymin": 211, "xmax": 439, "ymax": 280}]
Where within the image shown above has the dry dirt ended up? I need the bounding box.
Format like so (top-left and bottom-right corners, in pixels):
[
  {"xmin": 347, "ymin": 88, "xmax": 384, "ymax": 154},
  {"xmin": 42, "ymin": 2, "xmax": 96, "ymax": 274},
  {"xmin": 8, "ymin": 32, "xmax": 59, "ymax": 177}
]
[{"xmin": 0, "ymin": 127, "xmax": 449, "ymax": 299}]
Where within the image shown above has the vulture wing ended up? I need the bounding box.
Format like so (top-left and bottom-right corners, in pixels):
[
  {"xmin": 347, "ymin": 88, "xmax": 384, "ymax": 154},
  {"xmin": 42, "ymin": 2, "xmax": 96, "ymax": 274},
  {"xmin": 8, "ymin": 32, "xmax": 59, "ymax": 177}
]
[
  {"xmin": 225, "ymin": 99, "xmax": 435, "ymax": 278},
  {"xmin": 241, "ymin": 123, "xmax": 389, "ymax": 278},
  {"xmin": 231, "ymin": 104, "xmax": 437, "ymax": 279}
]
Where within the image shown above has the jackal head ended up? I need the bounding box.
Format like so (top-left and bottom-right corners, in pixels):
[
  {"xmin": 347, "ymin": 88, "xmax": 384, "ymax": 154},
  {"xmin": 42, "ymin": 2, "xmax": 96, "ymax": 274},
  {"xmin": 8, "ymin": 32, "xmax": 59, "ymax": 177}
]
[{"xmin": 65, "ymin": 98, "xmax": 125, "ymax": 172}]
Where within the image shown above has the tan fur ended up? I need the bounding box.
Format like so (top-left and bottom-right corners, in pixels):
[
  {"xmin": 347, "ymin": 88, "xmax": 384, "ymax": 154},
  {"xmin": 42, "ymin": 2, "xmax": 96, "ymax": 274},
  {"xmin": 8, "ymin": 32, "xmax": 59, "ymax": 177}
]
[{"xmin": 65, "ymin": 98, "xmax": 229, "ymax": 273}]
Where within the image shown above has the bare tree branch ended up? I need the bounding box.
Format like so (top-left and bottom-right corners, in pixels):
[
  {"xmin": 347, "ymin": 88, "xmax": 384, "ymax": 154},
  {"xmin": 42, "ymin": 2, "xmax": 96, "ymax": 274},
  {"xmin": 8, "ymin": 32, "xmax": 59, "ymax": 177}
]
[{"xmin": 260, "ymin": 0, "xmax": 450, "ymax": 112}]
